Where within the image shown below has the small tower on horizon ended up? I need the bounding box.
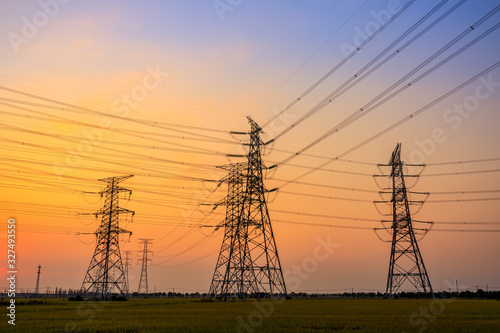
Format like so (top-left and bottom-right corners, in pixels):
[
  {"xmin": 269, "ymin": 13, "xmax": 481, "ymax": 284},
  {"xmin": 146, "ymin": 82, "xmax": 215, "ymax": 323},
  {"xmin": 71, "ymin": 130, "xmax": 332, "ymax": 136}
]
[
  {"xmin": 138, "ymin": 239, "xmax": 153, "ymax": 294},
  {"xmin": 35, "ymin": 264, "xmax": 41, "ymax": 296}
]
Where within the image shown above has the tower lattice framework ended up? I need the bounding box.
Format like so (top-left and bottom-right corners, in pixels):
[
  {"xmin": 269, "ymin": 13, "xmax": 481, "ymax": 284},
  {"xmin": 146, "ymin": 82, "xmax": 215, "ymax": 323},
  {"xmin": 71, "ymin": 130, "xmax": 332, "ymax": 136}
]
[
  {"xmin": 81, "ymin": 175, "xmax": 134, "ymax": 299},
  {"xmin": 138, "ymin": 238, "xmax": 153, "ymax": 294},
  {"xmin": 378, "ymin": 144, "xmax": 433, "ymax": 298},
  {"xmin": 209, "ymin": 117, "xmax": 287, "ymax": 299},
  {"xmin": 208, "ymin": 162, "xmax": 258, "ymax": 299},
  {"xmin": 123, "ymin": 250, "xmax": 132, "ymax": 296}
]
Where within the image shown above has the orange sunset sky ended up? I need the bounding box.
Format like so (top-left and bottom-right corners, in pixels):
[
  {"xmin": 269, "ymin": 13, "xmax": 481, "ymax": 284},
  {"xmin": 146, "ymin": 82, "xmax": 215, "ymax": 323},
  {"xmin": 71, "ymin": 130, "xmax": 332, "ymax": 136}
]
[{"xmin": 1, "ymin": 0, "xmax": 499, "ymax": 294}]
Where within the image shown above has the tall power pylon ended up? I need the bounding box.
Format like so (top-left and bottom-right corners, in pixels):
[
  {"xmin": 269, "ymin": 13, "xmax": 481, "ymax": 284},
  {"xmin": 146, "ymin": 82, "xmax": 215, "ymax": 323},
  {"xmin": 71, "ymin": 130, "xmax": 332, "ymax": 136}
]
[
  {"xmin": 375, "ymin": 144, "xmax": 433, "ymax": 298},
  {"xmin": 208, "ymin": 162, "xmax": 258, "ymax": 299},
  {"xmin": 123, "ymin": 250, "xmax": 133, "ymax": 296},
  {"xmin": 209, "ymin": 117, "xmax": 287, "ymax": 299},
  {"xmin": 34, "ymin": 265, "xmax": 41, "ymax": 296},
  {"xmin": 138, "ymin": 239, "xmax": 153, "ymax": 294},
  {"xmin": 81, "ymin": 175, "xmax": 134, "ymax": 299}
]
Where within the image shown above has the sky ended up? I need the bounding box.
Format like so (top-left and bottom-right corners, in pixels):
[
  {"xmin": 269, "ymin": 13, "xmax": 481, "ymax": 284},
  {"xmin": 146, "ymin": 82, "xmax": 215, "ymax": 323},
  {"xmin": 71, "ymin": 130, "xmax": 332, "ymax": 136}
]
[{"xmin": 0, "ymin": 0, "xmax": 499, "ymax": 295}]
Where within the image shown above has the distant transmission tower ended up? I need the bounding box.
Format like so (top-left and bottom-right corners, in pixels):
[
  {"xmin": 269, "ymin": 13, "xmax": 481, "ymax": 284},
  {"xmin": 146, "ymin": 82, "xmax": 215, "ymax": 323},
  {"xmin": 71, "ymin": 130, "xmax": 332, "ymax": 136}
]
[
  {"xmin": 209, "ymin": 117, "xmax": 287, "ymax": 299},
  {"xmin": 138, "ymin": 239, "xmax": 153, "ymax": 294},
  {"xmin": 81, "ymin": 175, "xmax": 134, "ymax": 299},
  {"xmin": 34, "ymin": 265, "xmax": 41, "ymax": 296},
  {"xmin": 375, "ymin": 144, "xmax": 433, "ymax": 298},
  {"xmin": 123, "ymin": 250, "xmax": 133, "ymax": 296}
]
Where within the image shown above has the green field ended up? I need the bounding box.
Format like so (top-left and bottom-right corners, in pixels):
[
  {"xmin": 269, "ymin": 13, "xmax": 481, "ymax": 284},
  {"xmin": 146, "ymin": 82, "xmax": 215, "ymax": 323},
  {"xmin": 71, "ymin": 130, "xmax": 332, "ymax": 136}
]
[{"xmin": 2, "ymin": 298, "xmax": 500, "ymax": 332}]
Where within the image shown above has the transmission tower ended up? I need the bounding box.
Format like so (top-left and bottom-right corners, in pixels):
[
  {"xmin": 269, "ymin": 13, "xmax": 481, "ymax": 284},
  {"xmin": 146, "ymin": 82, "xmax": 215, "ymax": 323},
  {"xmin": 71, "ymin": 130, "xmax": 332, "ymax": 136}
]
[
  {"xmin": 123, "ymin": 250, "xmax": 132, "ymax": 296},
  {"xmin": 209, "ymin": 117, "xmax": 286, "ymax": 299},
  {"xmin": 376, "ymin": 144, "xmax": 433, "ymax": 298},
  {"xmin": 81, "ymin": 175, "xmax": 134, "ymax": 299},
  {"xmin": 138, "ymin": 239, "xmax": 153, "ymax": 294},
  {"xmin": 34, "ymin": 265, "xmax": 41, "ymax": 296},
  {"xmin": 208, "ymin": 162, "xmax": 259, "ymax": 299}
]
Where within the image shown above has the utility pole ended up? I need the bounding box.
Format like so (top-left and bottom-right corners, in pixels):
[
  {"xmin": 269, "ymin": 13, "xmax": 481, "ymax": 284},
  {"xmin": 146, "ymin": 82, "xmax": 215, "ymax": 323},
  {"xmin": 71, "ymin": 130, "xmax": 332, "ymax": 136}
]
[
  {"xmin": 209, "ymin": 117, "xmax": 287, "ymax": 299},
  {"xmin": 123, "ymin": 250, "xmax": 133, "ymax": 296},
  {"xmin": 375, "ymin": 144, "xmax": 433, "ymax": 298},
  {"xmin": 81, "ymin": 175, "xmax": 134, "ymax": 300},
  {"xmin": 138, "ymin": 239, "xmax": 153, "ymax": 294},
  {"xmin": 34, "ymin": 265, "xmax": 41, "ymax": 297}
]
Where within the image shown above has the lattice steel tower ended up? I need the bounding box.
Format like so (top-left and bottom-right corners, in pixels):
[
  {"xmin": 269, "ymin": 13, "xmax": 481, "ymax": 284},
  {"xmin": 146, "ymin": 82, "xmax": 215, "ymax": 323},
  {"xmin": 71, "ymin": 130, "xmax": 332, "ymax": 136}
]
[
  {"xmin": 34, "ymin": 265, "xmax": 41, "ymax": 296},
  {"xmin": 81, "ymin": 175, "xmax": 134, "ymax": 299},
  {"xmin": 378, "ymin": 144, "xmax": 433, "ymax": 298},
  {"xmin": 208, "ymin": 162, "xmax": 259, "ymax": 299},
  {"xmin": 209, "ymin": 117, "xmax": 286, "ymax": 299},
  {"xmin": 138, "ymin": 239, "xmax": 153, "ymax": 294},
  {"xmin": 123, "ymin": 250, "xmax": 132, "ymax": 296}
]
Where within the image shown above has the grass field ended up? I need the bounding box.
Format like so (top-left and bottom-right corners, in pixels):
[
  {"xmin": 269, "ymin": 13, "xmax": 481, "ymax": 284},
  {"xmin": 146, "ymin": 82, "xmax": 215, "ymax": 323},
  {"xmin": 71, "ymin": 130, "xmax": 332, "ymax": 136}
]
[{"xmin": 2, "ymin": 298, "xmax": 500, "ymax": 332}]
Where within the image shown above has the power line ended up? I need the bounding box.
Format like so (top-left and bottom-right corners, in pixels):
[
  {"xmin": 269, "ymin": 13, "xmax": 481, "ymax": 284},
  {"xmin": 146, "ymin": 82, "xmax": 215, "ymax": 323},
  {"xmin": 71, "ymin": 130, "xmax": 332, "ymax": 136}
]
[
  {"xmin": 252, "ymin": 0, "xmax": 370, "ymax": 117},
  {"xmin": 271, "ymin": 178, "xmax": 377, "ymax": 193},
  {"xmin": 0, "ymin": 101, "xmax": 239, "ymax": 145},
  {"xmin": 0, "ymin": 86, "xmax": 235, "ymax": 143},
  {"xmin": 0, "ymin": 142, "xmax": 221, "ymax": 178},
  {"xmin": 423, "ymin": 169, "xmax": 500, "ymax": 177},
  {"xmin": 278, "ymin": 190, "xmax": 372, "ymax": 203},
  {"xmin": 0, "ymin": 156, "xmax": 213, "ymax": 185},
  {"xmin": 425, "ymin": 157, "xmax": 500, "ymax": 166},
  {"xmin": 0, "ymin": 74, "xmax": 234, "ymax": 117},
  {"xmin": 279, "ymin": 189, "xmax": 500, "ymax": 203},
  {"xmin": 0, "ymin": 52, "xmax": 234, "ymax": 116},
  {"xmin": 268, "ymin": 160, "xmax": 375, "ymax": 176},
  {"xmin": 269, "ymin": 0, "xmax": 458, "ymax": 141},
  {"xmin": 1, "ymin": 121, "xmax": 229, "ymax": 157},
  {"xmin": 273, "ymin": 220, "xmax": 500, "ymax": 232},
  {"xmin": 430, "ymin": 189, "xmax": 500, "ymax": 195},
  {"xmin": 270, "ymin": 209, "xmax": 379, "ymax": 222},
  {"xmin": 0, "ymin": 125, "xmax": 221, "ymax": 170},
  {"xmin": 426, "ymin": 197, "xmax": 500, "ymax": 203},
  {"xmin": 276, "ymin": 8, "xmax": 500, "ymax": 166},
  {"xmin": 413, "ymin": 220, "xmax": 500, "ymax": 225},
  {"xmin": 260, "ymin": 0, "xmax": 416, "ymax": 129},
  {"xmin": 269, "ymin": 151, "xmax": 500, "ymax": 168},
  {"xmin": 0, "ymin": 137, "xmax": 219, "ymax": 182},
  {"xmin": 274, "ymin": 59, "xmax": 500, "ymax": 188}
]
